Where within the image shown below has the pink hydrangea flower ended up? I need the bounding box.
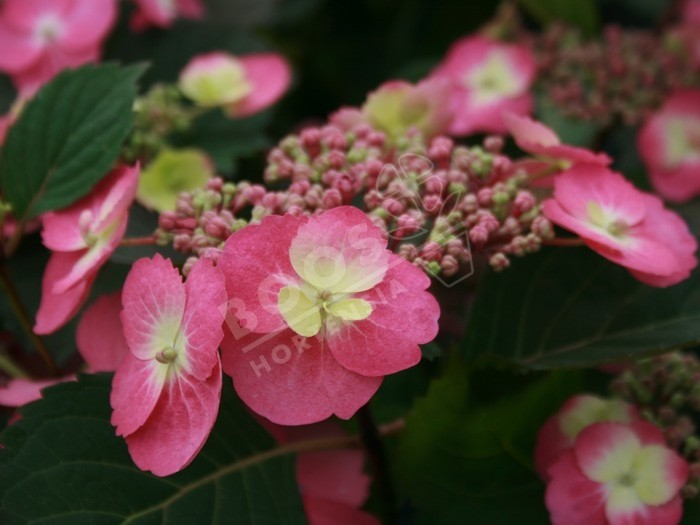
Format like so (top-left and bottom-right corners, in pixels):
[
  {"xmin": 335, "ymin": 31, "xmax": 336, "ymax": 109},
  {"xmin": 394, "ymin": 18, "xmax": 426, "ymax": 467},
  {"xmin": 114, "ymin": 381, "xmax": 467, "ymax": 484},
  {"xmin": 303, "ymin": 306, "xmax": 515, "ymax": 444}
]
[
  {"xmin": 111, "ymin": 255, "xmax": 226, "ymax": 476},
  {"xmin": 0, "ymin": 0, "xmax": 117, "ymax": 94},
  {"xmin": 543, "ymin": 165, "xmax": 698, "ymax": 287},
  {"xmin": 179, "ymin": 51, "xmax": 291, "ymax": 118},
  {"xmin": 503, "ymin": 111, "xmax": 611, "ymax": 168},
  {"xmin": 430, "ymin": 35, "xmax": 536, "ymax": 135},
  {"xmin": 218, "ymin": 206, "xmax": 440, "ymax": 425},
  {"xmin": 637, "ymin": 90, "xmax": 700, "ymax": 203},
  {"xmin": 546, "ymin": 421, "xmax": 689, "ymax": 525},
  {"xmin": 265, "ymin": 421, "xmax": 379, "ymax": 525},
  {"xmin": 76, "ymin": 291, "xmax": 128, "ymax": 372},
  {"xmin": 535, "ymin": 395, "xmax": 639, "ymax": 479},
  {"xmin": 130, "ymin": 0, "xmax": 204, "ymax": 31},
  {"xmin": 330, "ymin": 78, "xmax": 455, "ymax": 140},
  {"xmin": 35, "ymin": 165, "xmax": 139, "ymax": 334}
]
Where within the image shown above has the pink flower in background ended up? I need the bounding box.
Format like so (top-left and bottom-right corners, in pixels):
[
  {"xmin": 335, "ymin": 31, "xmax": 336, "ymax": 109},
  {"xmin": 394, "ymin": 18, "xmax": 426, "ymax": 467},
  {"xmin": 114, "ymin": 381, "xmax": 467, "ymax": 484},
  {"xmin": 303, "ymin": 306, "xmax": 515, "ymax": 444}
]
[
  {"xmin": 637, "ymin": 90, "xmax": 700, "ymax": 203},
  {"xmin": 111, "ymin": 255, "xmax": 226, "ymax": 476},
  {"xmin": 131, "ymin": 0, "xmax": 205, "ymax": 31},
  {"xmin": 0, "ymin": 114, "xmax": 12, "ymax": 146},
  {"xmin": 0, "ymin": 376, "xmax": 75, "ymax": 408},
  {"xmin": 535, "ymin": 395, "xmax": 640, "ymax": 479},
  {"xmin": 330, "ymin": 78, "xmax": 455, "ymax": 140},
  {"xmin": 266, "ymin": 421, "xmax": 380, "ymax": 525},
  {"xmin": 546, "ymin": 421, "xmax": 688, "ymax": 525},
  {"xmin": 76, "ymin": 292, "xmax": 128, "ymax": 373},
  {"xmin": 543, "ymin": 165, "xmax": 698, "ymax": 287},
  {"xmin": 503, "ymin": 112, "xmax": 611, "ymax": 168},
  {"xmin": 179, "ymin": 51, "xmax": 291, "ymax": 118},
  {"xmin": 35, "ymin": 165, "xmax": 139, "ymax": 334},
  {"xmin": 683, "ymin": 0, "xmax": 700, "ymax": 24},
  {"xmin": 0, "ymin": 0, "xmax": 117, "ymax": 94},
  {"xmin": 219, "ymin": 206, "xmax": 440, "ymax": 425},
  {"xmin": 430, "ymin": 35, "xmax": 536, "ymax": 135}
]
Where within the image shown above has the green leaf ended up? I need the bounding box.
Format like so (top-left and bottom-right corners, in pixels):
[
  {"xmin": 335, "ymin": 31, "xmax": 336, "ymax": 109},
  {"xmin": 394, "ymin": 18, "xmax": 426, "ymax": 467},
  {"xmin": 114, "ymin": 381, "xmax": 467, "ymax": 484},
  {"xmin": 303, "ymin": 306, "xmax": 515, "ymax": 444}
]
[
  {"xmin": 517, "ymin": 0, "xmax": 599, "ymax": 35},
  {"xmin": 462, "ymin": 248, "xmax": 700, "ymax": 370},
  {"xmin": 535, "ymin": 93, "xmax": 600, "ymax": 148},
  {"xmin": 0, "ymin": 374, "xmax": 307, "ymax": 525},
  {"xmin": 0, "ymin": 63, "xmax": 144, "ymax": 222},
  {"xmin": 394, "ymin": 359, "xmax": 583, "ymax": 524}
]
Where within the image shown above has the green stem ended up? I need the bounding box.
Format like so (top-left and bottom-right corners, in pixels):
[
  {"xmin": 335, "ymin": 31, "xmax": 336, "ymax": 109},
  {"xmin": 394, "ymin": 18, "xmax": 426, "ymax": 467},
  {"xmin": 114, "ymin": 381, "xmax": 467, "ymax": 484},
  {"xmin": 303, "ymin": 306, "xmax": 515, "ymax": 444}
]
[
  {"xmin": 120, "ymin": 236, "xmax": 156, "ymax": 247},
  {"xmin": 0, "ymin": 266, "xmax": 59, "ymax": 376},
  {"xmin": 0, "ymin": 352, "xmax": 29, "ymax": 379}
]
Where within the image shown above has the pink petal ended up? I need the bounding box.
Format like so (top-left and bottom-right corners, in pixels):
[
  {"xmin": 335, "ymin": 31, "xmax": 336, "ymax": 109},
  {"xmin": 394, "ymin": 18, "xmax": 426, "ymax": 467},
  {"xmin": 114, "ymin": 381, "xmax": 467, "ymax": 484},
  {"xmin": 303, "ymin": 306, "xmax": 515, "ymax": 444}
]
[
  {"xmin": 177, "ymin": 0, "xmax": 205, "ymax": 19},
  {"xmin": 574, "ymin": 422, "xmax": 639, "ymax": 482},
  {"xmin": 535, "ymin": 413, "xmax": 571, "ymax": 480},
  {"xmin": 34, "ymin": 251, "xmax": 95, "ymax": 334},
  {"xmin": 181, "ymin": 258, "xmax": 227, "ymax": 380},
  {"xmin": 121, "ymin": 255, "xmax": 187, "ymax": 361},
  {"xmin": 110, "ymin": 350, "xmax": 165, "ymax": 437},
  {"xmin": 226, "ymin": 53, "xmax": 292, "ymax": 118},
  {"xmin": 124, "ymin": 361, "xmax": 222, "ymax": 477},
  {"xmin": 303, "ymin": 497, "xmax": 380, "ymax": 525},
  {"xmin": 0, "ymin": 376, "xmax": 74, "ymax": 407},
  {"xmin": 13, "ymin": 44, "xmax": 99, "ymax": 93},
  {"xmin": 503, "ymin": 111, "xmax": 561, "ymax": 148},
  {"xmin": 219, "ymin": 214, "xmax": 307, "ymax": 334},
  {"xmin": 605, "ymin": 496, "xmax": 683, "ymax": 525},
  {"xmin": 298, "ymin": 448, "xmax": 370, "ymax": 507},
  {"xmin": 132, "ymin": 0, "xmax": 176, "ymax": 28},
  {"xmin": 1, "ymin": 0, "xmax": 71, "ymax": 31},
  {"xmin": 41, "ymin": 210, "xmax": 88, "ymax": 252},
  {"xmin": 450, "ymin": 92, "xmax": 533, "ymax": 136},
  {"xmin": 76, "ymin": 291, "xmax": 128, "ymax": 372},
  {"xmin": 59, "ymin": 0, "xmax": 116, "ymax": 52},
  {"xmin": 327, "ymin": 255, "xmax": 439, "ymax": 376},
  {"xmin": 90, "ymin": 165, "xmax": 140, "ymax": 233},
  {"xmin": 545, "ymin": 451, "xmax": 607, "ymax": 525},
  {"xmin": 0, "ymin": 23, "xmax": 42, "ymax": 73},
  {"xmin": 220, "ymin": 327, "xmax": 382, "ymax": 425}
]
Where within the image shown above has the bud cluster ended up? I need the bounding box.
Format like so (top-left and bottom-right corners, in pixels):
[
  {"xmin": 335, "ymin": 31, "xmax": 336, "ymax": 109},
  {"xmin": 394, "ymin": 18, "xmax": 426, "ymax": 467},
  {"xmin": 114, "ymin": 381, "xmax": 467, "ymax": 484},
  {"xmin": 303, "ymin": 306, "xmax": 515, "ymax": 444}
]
[
  {"xmin": 611, "ymin": 352, "xmax": 700, "ymax": 498},
  {"xmin": 157, "ymin": 122, "xmax": 555, "ymax": 278},
  {"xmin": 535, "ymin": 24, "xmax": 700, "ymax": 126}
]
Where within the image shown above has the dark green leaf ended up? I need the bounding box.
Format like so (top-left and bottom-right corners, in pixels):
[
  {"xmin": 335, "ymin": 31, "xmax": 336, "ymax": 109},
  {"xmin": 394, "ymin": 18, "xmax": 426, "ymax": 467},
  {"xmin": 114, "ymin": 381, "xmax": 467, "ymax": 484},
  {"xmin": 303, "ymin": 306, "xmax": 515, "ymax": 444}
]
[
  {"xmin": 462, "ymin": 248, "xmax": 700, "ymax": 369},
  {"xmin": 394, "ymin": 358, "xmax": 583, "ymax": 524},
  {"xmin": 0, "ymin": 374, "xmax": 307, "ymax": 524},
  {"xmin": 0, "ymin": 63, "xmax": 144, "ymax": 222},
  {"xmin": 517, "ymin": 0, "xmax": 599, "ymax": 35}
]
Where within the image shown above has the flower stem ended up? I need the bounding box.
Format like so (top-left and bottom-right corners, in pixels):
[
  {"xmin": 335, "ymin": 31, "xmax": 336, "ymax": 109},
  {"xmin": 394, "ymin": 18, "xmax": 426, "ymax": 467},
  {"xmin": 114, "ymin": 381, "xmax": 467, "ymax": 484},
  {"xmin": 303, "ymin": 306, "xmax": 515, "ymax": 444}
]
[
  {"xmin": 543, "ymin": 237, "xmax": 585, "ymax": 247},
  {"xmin": 358, "ymin": 405, "xmax": 399, "ymax": 524},
  {"xmin": 0, "ymin": 266, "xmax": 59, "ymax": 376},
  {"xmin": 0, "ymin": 352, "xmax": 29, "ymax": 379},
  {"xmin": 119, "ymin": 236, "xmax": 156, "ymax": 247}
]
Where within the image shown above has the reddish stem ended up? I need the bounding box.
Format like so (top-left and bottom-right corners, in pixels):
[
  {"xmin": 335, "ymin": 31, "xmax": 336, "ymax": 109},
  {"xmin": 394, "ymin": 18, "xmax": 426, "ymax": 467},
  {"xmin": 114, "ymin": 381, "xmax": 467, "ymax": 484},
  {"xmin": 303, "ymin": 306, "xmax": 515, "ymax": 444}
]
[{"xmin": 120, "ymin": 236, "xmax": 156, "ymax": 247}]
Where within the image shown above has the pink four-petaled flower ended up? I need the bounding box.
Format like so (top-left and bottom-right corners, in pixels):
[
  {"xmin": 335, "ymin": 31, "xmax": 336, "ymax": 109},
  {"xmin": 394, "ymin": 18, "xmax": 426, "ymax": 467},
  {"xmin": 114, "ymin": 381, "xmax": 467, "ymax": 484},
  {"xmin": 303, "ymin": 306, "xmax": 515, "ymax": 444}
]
[
  {"xmin": 111, "ymin": 255, "xmax": 226, "ymax": 476},
  {"xmin": 219, "ymin": 206, "xmax": 440, "ymax": 425}
]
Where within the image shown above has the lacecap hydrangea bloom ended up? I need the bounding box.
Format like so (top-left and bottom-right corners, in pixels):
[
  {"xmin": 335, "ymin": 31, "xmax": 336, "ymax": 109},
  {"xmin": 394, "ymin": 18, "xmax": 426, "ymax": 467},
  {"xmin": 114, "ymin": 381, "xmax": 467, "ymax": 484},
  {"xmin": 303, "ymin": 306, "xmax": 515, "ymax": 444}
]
[
  {"xmin": 543, "ymin": 164, "xmax": 697, "ymax": 287},
  {"xmin": 111, "ymin": 255, "xmax": 226, "ymax": 476},
  {"xmin": 218, "ymin": 206, "xmax": 440, "ymax": 425},
  {"xmin": 637, "ymin": 90, "xmax": 700, "ymax": 203},
  {"xmin": 546, "ymin": 421, "xmax": 689, "ymax": 525},
  {"xmin": 0, "ymin": 0, "xmax": 117, "ymax": 93}
]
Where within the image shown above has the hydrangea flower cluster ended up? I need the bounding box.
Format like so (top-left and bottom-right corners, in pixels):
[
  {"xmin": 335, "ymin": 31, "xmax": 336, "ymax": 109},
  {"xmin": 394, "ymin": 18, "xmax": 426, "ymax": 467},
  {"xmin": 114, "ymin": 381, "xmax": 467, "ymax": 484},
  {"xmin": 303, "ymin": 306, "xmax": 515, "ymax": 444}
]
[
  {"xmin": 535, "ymin": 24, "xmax": 700, "ymax": 125},
  {"xmin": 538, "ymin": 394, "xmax": 690, "ymax": 525},
  {"xmin": 157, "ymin": 122, "xmax": 556, "ymax": 279},
  {"xmin": 611, "ymin": 352, "xmax": 700, "ymax": 498}
]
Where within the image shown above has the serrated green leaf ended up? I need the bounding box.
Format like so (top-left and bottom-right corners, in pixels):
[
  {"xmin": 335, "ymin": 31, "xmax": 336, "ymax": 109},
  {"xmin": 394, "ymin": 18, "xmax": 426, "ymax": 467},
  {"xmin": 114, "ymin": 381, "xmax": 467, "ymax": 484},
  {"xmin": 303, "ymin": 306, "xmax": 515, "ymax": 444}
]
[
  {"xmin": 0, "ymin": 63, "xmax": 145, "ymax": 222},
  {"xmin": 394, "ymin": 359, "xmax": 583, "ymax": 524},
  {"xmin": 462, "ymin": 248, "xmax": 700, "ymax": 370},
  {"xmin": 0, "ymin": 374, "xmax": 307, "ymax": 525}
]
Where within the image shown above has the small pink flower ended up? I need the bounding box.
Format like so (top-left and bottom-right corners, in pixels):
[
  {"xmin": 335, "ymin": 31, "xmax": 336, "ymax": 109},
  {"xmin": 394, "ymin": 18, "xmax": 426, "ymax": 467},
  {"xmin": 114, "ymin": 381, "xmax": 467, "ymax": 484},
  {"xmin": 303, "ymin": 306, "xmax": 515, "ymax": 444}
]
[
  {"xmin": 111, "ymin": 255, "xmax": 226, "ymax": 476},
  {"xmin": 331, "ymin": 78, "xmax": 455, "ymax": 140},
  {"xmin": 0, "ymin": 0, "xmax": 117, "ymax": 93},
  {"xmin": 76, "ymin": 292, "xmax": 128, "ymax": 372},
  {"xmin": 546, "ymin": 421, "xmax": 689, "ymax": 525},
  {"xmin": 130, "ymin": 0, "xmax": 204, "ymax": 31},
  {"xmin": 265, "ymin": 421, "xmax": 380, "ymax": 525},
  {"xmin": 179, "ymin": 51, "xmax": 291, "ymax": 118},
  {"xmin": 430, "ymin": 35, "xmax": 536, "ymax": 135},
  {"xmin": 0, "ymin": 376, "xmax": 75, "ymax": 408},
  {"xmin": 219, "ymin": 206, "xmax": 440, "ymax": 425},
  {"xmin": 503, "ymin": 111, "xmax": 611, "ymax": 168},
  {"xmin": 543, "ymin": 165, "xmax": 698, "ymax": 287},
  {"xmin": 535, "ymin": 395, "xmax": 640, "ymax": 480},
  {"xmin": 637, "ymin": 90, "xmax": 700, "ymax": 203},
  {"xmin": 35, "ymin": 165, "xmax": 139, "ymax": 334}
]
